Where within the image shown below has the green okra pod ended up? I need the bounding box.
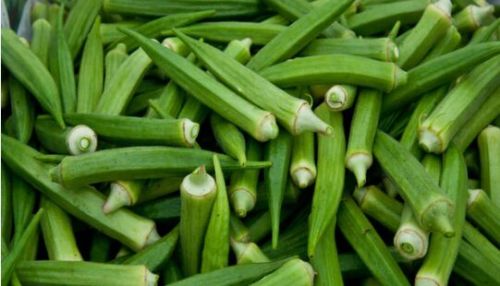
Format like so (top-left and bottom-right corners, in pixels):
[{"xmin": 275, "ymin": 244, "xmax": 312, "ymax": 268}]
[
  {"xmin": 175, "ymin": 31, "xmax": 331, "ymax": 135},
  {"xmin": 1, "ymin": 135, "xmax": 160, "ymax": 252},
  {"xmin": 301, "ymin": 37, "xmax": 399, "ymax": 62},
  {"xmin": 250, "ymin": 258, "xmax": 315, "ymax": 286},
  {"xmin": 345, "ymin": 89, "xmax": 382, "ymax": 187},
  {"xmin": 322, "ymin": 84, "xmax": 358, "ymax": 112},
  {"xmin": 65, "ymin": 113, "xmax": 199, "ymax": 147},
  {"xmin": 162, "ymin": 260, "xmax": 183, "ymax": 284},
  {"xmin": 9, "ymin": 78, "xmax": 34, "ymax": 144},
  {"xmin": 469, "ymin": 18, "xmax": 500, "ymax": 45},
  {"xmin": 310, "ymin": 222, "xmax": 343, "ymax": 286},
  {"xmin": 462, "ymin": 222, "xmax": 500, "ymax": 266},
  {"xmin": 95, "ymin": 47, "xmax": 153, "ymax": 116},
  {"xmin": 453, "ymin": 4, "xmax": 494, "ymax": 32},
  {"xmin": 211, "ymin": 113, "xmax": 246, "ymax": 165},
  {"xmin": 89, "ymin": 232, "xmax": 112, "ymax": 262},
  {"xmin": 478, "ymin": 125, "xmax": 500, "ymax": 207},
  {"xmin": 103, "ymin": 180, "xmax": 145, "ymax": 214},
  {"xmin": 308, "ymin": 104, "xmax": 345, "ymax": 257},
  {"xmin": 260, "ymin": 14, "xmax": 289, "ymax": 25},
  {"xmin": 139, "ymin": 176, "xmax": 184, "ymax": 203},
  {"xmin": 126, "ymin": 87, "xmax": 163, "ymax": 116},
  {"xmin": 382, "ymin": 41, "xmax": 500, "ymax": 114},
  {"xmin": 122, "ymin": 225, "xmax": 179, "ymax": 272},
  {"xmin": 338, "ymin": 196, "xmax": 410, "ymax": 286},
  {"xmin": 1, "ymin": 163, "xmax": 12, "ymax": 242},
  {"xmin": 246, "ymin": 0, "xmax": 354, "ymax": 71},
  {"xmin": 230, "ymin": 214, "xmax": 251, "ymax": 242},
  {"xmin": 133, "ymin": 196, "xmax": 180, "ymax": 221},
  {"xmin": 397, "ymin": 0, "xmax": 452, "ymax": 69},
  {"xmin": 201, "ymin": 155, "xmax": 230, "ymax": 273},
  {"xmin": 1, "ymin": 28, "xmax": 65, "ymax": 128},
  {"xmin": 466, "ymin": 188, "xmax": 500, "ymax": 244},
  {"xmin": 346, "ymin": 0, "xmax": 430, "ymax": 35},
  {"xmin": 259, "ymin": 54, "xmax": 407, "ymax": 93},
  {"xmin": 264, "ymin": 130, "xmax": 293, "ymax": 248},
  {"xmin": 180, "ymin": 166, "xmax": 217, "ymax": 276},
  {"xmin": 16, "ymin": 261, "xmax": 158, "ymax": 286},
  {"xmin": 171, "ymin": 22, "xmax": 285, "ymax": 45},
  {"xmin": 373, "ymin": 131, "xmax": 454, "ymax": 235},
  {"xmin": 30, "ymin": 19, "xmax": 52, "ymax": 67},
  {"xmin": 10, "ymin": 175, "xmax": 37, "ymax": 251},
  {"xmin": 40, "ymin": 197, "xmax": 82, "ymax": 261},
  {"xmin": 104, "ymin": 43, "xmax": 128, "ymax": 90},
  {"xmin": 454, "ymin": 240, "xmax": 500, "ymax": 285},
  {"xmin": 231, "ymin": 240, "xmax": 270, "ymax": 264},
  {"xmin": 423, "ymin": 25, "xmax": 461, "ymax": 62},
  {"xmin": 290, "ymin": 124, "xmax": 316, "ymax": 189},
  {"xmin": 120, "ymin": 28, "xmax": 279, "ymax": 142},
  {"xmin": 77, "ymin": 17, "xmax": 104, "ymax": 113},
  {"xmin": 145, "ymin": 82, "xmax": 185, "ymax": 119},
  {"xmin": 50, "ymin": 146, "xmax": 270, "ymax": 188},
  {"xmin": 35, "ymin": 115, "xmax": 97, "ymax": 155},
  {"xmin": 102, "ymin": 0, "xmax": 263, "ymax": 18},
  {"xmin": 229, "ymin": 138, "xmax": 261, "ymax": 217},
  {"xmin": 100, "ymin": 21, "xmax": 141, "ymax": 45},
  {"xmin": 415, "ymin": 145, "xmax": 468, "ymax": 286},
  {"xmin": 419, "ymin": 54, "xmax": 500, "ymax": 154},
  {"xmin": 63, "ymin": 0, "xmax": 102, "ymax": 59}
]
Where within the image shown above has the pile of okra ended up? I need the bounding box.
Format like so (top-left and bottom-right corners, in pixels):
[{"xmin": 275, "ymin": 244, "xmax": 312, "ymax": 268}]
[{"xmin": 1, "ymin": 0, "xmax": 500, "ymax": 285}]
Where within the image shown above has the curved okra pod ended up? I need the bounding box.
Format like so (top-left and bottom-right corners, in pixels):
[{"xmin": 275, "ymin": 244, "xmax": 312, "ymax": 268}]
[
  {"xmin": 65, "ymin": 113, "xmax": 199, "ymax": 147},
  {"xmin": 419, "ymin": 54, "xmax": 500, "ymax": 154},
  {"xmin": 231, "ymin": 240, "xmax": 270, "ymax": 264},
  {"xmin": 466, "ymin": 189, "xmax": 500, "ymax": 244},
  {"xmin": 31, "ymin": 19, "xmax": 52, "ymax": 67},
  {"xmin": 9, "ymin": 78, "xmax": 34, "ymax": 144},
  {"xmin": 259, "ymin": 54, "xmax": 407, "ymax": 93},
  {"xmin": 290, "ymin": 127, "xmax": 316, "ymax": 189},
  {"xmin": 211, "ymin": 113, "xmax": 246, "ymax": 165},
  {"xmin": 201, "ymin": 156, "xmax": 230, "ymax": 273},
  {"xmin": 120, "ymin": 28, "xmax": 279, "ymax": 142},
  {"xmin": 246, "ymin": 0, "xmax": 354, "ymax": 71},
  {"xmin": 40, "ymin": 197, "xmax": 83, "ymax": 261},
  {"xmin": 1, "ymin": 29, "xmax": 65, "ymax": 128},
  {"xmin": 301, "ymin": 37, "xmax": 399, "ymax": 62},
  {"xmin": 397, "ymin": 0, "xmax": 452, "ymax": 69},
  {"xmin": 175, "ymin": 31, "xmax": 331, "ymax": 135},
  {"xmin": 180, "ymin": 166, "xmax": 217, "ymax": 276},
  {"xmin": 77, "ymin": 18, "xmax": 104, "ymax": 113},
  {"xmin": 103, "ymin": 180, "xmax": 145, "ymax": 214},
  {"xmin": 345, "ymin": 89, "xmax": 382, "ymax": 187},
  {"xmin": 453, "ymin": 4, "xmax": 494, "ymax": 33},
  {"xmin": 249, "ymin": 259, "xmax": 315, "ymax": 286},
  {"xmin": 35, "ymin": 115, "xmax": 97, "ymax": 155},
  {"xmin": 373, "ymin": 131, "xmax": 454, "ymax": 235},
  {"xmin": 415, "ymin": 145, "xmax": 468, "ymax": 286},
  {"xmin": 308, "ymin": 104, "xmax": 345, "ymax": 257},
  {"xmin": 382, "ymin": 41, "xmax": 500, "ymax": 114},
  {"xmin": 104, "ymin": 43, "xmax": 128, "ymax": 90},
  {"xmin": 477, "ymin": 125, "xmax": 500, "ymax": 207}
]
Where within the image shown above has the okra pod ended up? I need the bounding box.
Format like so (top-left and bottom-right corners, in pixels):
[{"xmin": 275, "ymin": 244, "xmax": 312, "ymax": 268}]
[
  {"xmin": 40, "ymin": 197, "xmax": 82, "ymax": 261},
  {"xmin": 345, "ymin": 89, "xmax": 382, "ymax": 187},
  {"xmin": 346, "ymin": 0, "xmax": 430, "ymax": 35},
  {"xmin": 175, "ymin": 31, "xmax": 331, "ymax": 135},
  {"xmin": 126, "ymin": 87, "xmax": 163, "ymax": 116},
  {"xmin": 162, "ymin": 260, "xmax": 183, "ymax": 284},
  {"xmin": 230, "ymin": 214, "xmax": 251, "ymax": 242},
  {"xmin": 1, "ymin": 28, "xmax": 65, "ymax": 128},
  {"xmin": 397, "ymin": 0, "xmax": 452, "ymax": 69},
  {"xmin": 260, "ymin": 14, "xmax": 289, "ymax": 25},
  {"xmin": 201, "ymin": 155, "xmax": 230, "ymax": 272},
  {"xmin": 423, "ymin": 25, "xmax": 462, "ymax": 62},
  {"xmin": 469, "ymin": 18, "xmax": 500, "ymax": 45},
  {"xmin": 373, "ymin": 131, "xmax": 454, "ymax": 235},
  {"xmin": 308, "ymin": 104, "xmax": 345, "ymax": 257},
  {"xmin": 50, "ymin": 146, "xmax": 270, "ymax": 188},
  {"xmin": 63, "ymin": 0, "xmax": 102, "ymax": 59},
  {"xmin": 419, "ymin": 54, "xmax": 500, "ymax": 153},
  {"xmin": 102, "ymin": 0, "xmax": 263, "ymax": 18},
  {"xmin": 89, "ymin": 232, "xmax": 112, "ymax": 262},
  {"xmin": 382, "ymin": 41, "xmax": 500, "ymax": 114},
  {"xmin": 229, "ymin": 138, "xmax": 261, "ymax": 217},
  {"xmin": 454, "ymin": 240, "xmax": 500, "ymax": 285},
  {"xmin": 145, "ymin": 82, "xmax": 185, "ymax": 119},
  {"xmin": 2, "ymin": 135, "xmax": 159, "ymax": 252},
  {"xmin": 462, "ymin": 222, "xmax": 500, "ymax": 266},
  {"xmin": 323, "ymin": 84, "xmax": 358, "ymax": 111},
  {"xmin": 415, "ymin": 145, "xmax": 468, "ymax": 286},
  {"xmin": 30, "ymin": 19, "xmax": 52, "ymax": 67},
  {"xmin": 120, "ymin": 28, "xmax": 279, "ymax": 142},
  {"xmin": 211, "ymin": 113, "xmax": 246, "ymax": 165},
  {"xmin": 246, "ymin": 0, "xmax": 353, "ymax": 71},
  {"xmin": 133, "ymin": 196, "xmax": 180, "ymax": 221},
  {"xmin": 16, "ymin": 261, "xmax": 158, "ymax": 286},
  {"xmin": 259, "ymin": 54, "xmax": 407, "ymax": 93},
  {"xmin": 250, "ymin": 258, "xmax": 315, "ymax": 286},
  {"xmin": 35, "ymin": 115, "xmax": 97, "ymax": 155},
  {"xmin": 104, "ymin": 43, "xmax": 127, "ymax": 90},
  {"xmin": 478, "ymin": 125, "xmax": 500, "ymax": 207},
  {"xmin": 310, "ymin": 222, "xmax": 343, "ymax": 286},
  {"xmin": 139, "ymin": 176, "xmax": 184, "ymax": 203},
  {"xmin": 100, "ymin": 21, "xmax": 141, "ymax": 45},
  {"xmin": 77, "ymin": 17, "xmax": 103, "ymax": 113},
  {"xmin": 65, "ymin": 113, "xmax": 199, "ymax": 147},
  {"xmin": 171, "ymin": 22, "xmax": 285, "ymax": 45},
  {"xmin": 169, "ymin": 258, "xmax": 293, "ymax": 286},
  {"xmin": 10, "ymin": 175, "xmax": 37, "ymax": 256},
  {"xmin": 264, "ymin": 130, "xmax": 293, "ymax": 248},
  {"xmin": 290, "ymin": 124, "xmax": 316, "ymax": 189},
  {"xmin": 122, "ymin": 225, "xmax": 179, "ymax": 272},
  {"xmin": 302, "ymin": 37, "xmax": 399, "ymax": 62},
  {"xmin": 453, "ymin": 4, "xmax": 494, "ymax": 32},
  {"xmin": 231, "ymin": 240, "xmax": 270, "ymax": 264},
  {"xmin": 1, "ymin": 163, "xmax": 12, "ymax": 242},
  {"xmin": 180, "ymin": 166, "xmax": 217, "ymax": 276},
  {"xmin": 338, "ymin": 196, "xmax": 410, "ymax": 286},
  {"xmin": 103, "ymin": 180, "xmax": 144, "ymax": 214},
  {"xmin": 466, "ymin": 188, "xmax": 500, "ymax": 244},
  {"xmin": 9, "ymin": 78, "xmax": 34, "ymax": 143}
]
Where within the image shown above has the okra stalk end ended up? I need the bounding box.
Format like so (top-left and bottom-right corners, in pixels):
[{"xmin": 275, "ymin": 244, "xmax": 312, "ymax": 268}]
[
  {"xmin": 256, "ymin": 113, "xmax": 280, "ymax": 142},
  {"xmin": 294, "ymin": 103, "xmax": 332, "ymax": 135},
  {"xmin": 182, "ymin": 165, "xmax": 217, "ymax": 198},
  {"xmin": 346, "ymin": 152, "xmax": 372, "ymax": 187},
  {"xmin": 230, "ymin": 188, "xmax": 256, "ymax": 218},
  {"xmin": 66, "ymin": 125, "xmax": 98, "ymax": 155},
  {"xmin": 394, "ymin": 227, "xmax": 429, "ymax": 260},
  {"xmin": 103, "ymin": 183, "xmax": 132, "ymax": 214},
  {"xmin": 421, "ymin": 198, "xmax": 455, "ymax": 236},
  {"xmin": 182, "ymin": 119, "xmax": 200, "ymax": 147},
  {"xmin": 325, "ymin": 85, "xmax": 350, "ymax": 111},
  {"xmin": 418, "ymin": 127, "xmax": 443, "ymax": 154},
  {"xmin": 291, "ymin": 166, "xmax": 316, "ymax": 189}
]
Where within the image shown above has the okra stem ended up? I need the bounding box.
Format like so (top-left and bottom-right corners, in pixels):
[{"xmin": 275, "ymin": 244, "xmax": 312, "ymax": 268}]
[
  {"xmin": 453, "ymin": 4, "xmax": 494, "ymax": 32},
  {"xmin": 324, "ymin": 84, "xmax": 358, "ymax": 111},
  {"xmin": 103, "ymin": 180, "xmax": 144, "ymax": 214}
]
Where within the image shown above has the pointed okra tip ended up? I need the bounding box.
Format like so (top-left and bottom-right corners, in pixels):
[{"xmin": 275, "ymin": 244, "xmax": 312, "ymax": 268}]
[
  {"xmin": 292, "ymin": 167, "xmax": 315, "ymax": 189},
  {"xmin": 346, "ymin": 152, "xmax": 372, "ymax": 188},
  {"xmin": 103, "ymin": 183, "xmax": 131, "ymax": 214},
  {"xmin": 422, "ymin": 197, "xmax": 455, "ymax": 236},
  {"xmin": 294, "ymin": 103, "xmax": 332, "ymax": 135},
  {"xmin": 231, "ymin": 188, "xmax": 256, "ymax": 217}
]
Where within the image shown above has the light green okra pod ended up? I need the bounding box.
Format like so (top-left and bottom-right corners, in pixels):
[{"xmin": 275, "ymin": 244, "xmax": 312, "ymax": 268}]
[
  {"xmin": 30, "ymin": 19, "xmax": 52, "ymax": 67},
  {"xmin": 100, "ymin": 21, "xmax": 141, "ymax": 45},
  {"xmin": 231, "ymin": 240, "xmax": 270, "ymax": 264},
  {"xmin": 453, "ymin": 4, "xmax": 494, "ymax": 32},
  {"xmin": 9, "ymin": 78, "xmax": 34, "ymax": 144},
  {"xmin": 145, "ymin": 81, "xmax": 185, "ymax": 119},
  {"xmin": 345, "ymin": 89, "xmax": 382, "ymax": 187},
  {"xmin": 211, "ymin": 113, "xmax": 246, "ymax": 166},
  {"xmin": 469, "ymin": 18, "xmax": 500, "ymax": 45},
  {"xmin": 104, "ymin": 43, "xmax": 128, "ymax": 90},
  {"xmin": 311, "ymin": 222, "xmax": 343, "ymax": 286},
  {"xmin": 77, "ymin": 17, "xmax": 104, "ymax": 113},
  {"xmin": 466, "ymin": 188, "xmax": 500, "ymax": 244},
  {"xmin": 250, "ymin": 259, "xmax": 315, "ymax": 286},
  {"xmin": 63, "ymin": 0, "xmax": 102, "ymax": 59},
  {"xmin": 103, "ymin": 180, "xmax": 145, "ymax": 214},
  {"xmin": 422, "ymin": 25, "xmax": 461, "ymax": 62},
  {"xmin": 290, "ymin": 123, "xmax": 316, "ymax": 189},
  {"xmin": 478, "ymin": 125, "xmax": 500, "ymax": 207}
]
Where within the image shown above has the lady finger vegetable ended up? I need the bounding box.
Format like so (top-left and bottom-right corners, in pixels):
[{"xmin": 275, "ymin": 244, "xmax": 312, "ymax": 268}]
[
  {"xmin": 1, "ymin": 163, "xmax": 12, "ymax": 242},
  {"xmin": 210, "ymin": 113, "xmax": 246, "ymax": 165},
  {"xmin": 324, "ymin": 84, "xmax": 358, "ymax": 112},
  {"xmin": 104, "ymin": 43, "xmax": 127, "ymax": 90},
  {"xmin": 466, "ymin": 188, "xmax": 500, "ymax": 244},
  {"xmin": 477, "ymin": 125, "xmax": 500, "ymax": 207},
  {"xmin": 231, "ymin": 240, "xmax": 270, "ymax": 264},
  {"xmin": 103, "ymin": 180, "xmax": 144, "ymax": 214},
  {"xmin": 9, "ymin": 78, "xmax": 34, "ymax": 144},
  {"xmin": 250, "ymin": 258, "xmax": 315, "ymax": 286},
  {"xmin": 63, "ymin": 0, "xmax": 102, "ymax": 59},
  {"xmin": 310, "ymin": 222, "xmax": 343, "ymax": 286},
  {"xmin": 31, "ymin": 19, "xmax": 52, "ymax": 67},
  {"xmin": 289, "ymin": 124, "xmax": 316, "ymax": 189},
  {"xmin": 453, "ymin": 4, "xmax": 494, "ymax": 32}
]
